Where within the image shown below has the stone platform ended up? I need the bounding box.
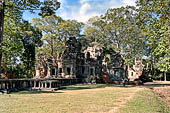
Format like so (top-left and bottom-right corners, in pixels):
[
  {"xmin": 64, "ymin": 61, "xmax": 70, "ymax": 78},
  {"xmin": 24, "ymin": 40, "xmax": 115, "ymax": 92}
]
[{"xmin": 0, "ymin": 78, "xmax": 80, "ymax": 94}]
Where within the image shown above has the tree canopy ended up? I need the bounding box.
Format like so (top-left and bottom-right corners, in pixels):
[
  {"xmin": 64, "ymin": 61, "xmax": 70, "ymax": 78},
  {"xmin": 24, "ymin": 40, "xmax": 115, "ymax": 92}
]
[
  {"xmin": 1, "ymin": 0, "xmax": 170, "ymax": 80},
  {"xmin": 0, "ymin": 0, "xmax": 60, "ymax": 77}
]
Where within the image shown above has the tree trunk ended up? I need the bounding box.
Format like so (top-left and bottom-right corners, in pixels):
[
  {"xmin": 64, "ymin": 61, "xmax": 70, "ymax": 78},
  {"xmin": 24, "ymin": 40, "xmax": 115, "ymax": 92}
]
[
  {"xmin": 0, "ymin": 1, "xmax": 5, "ymax": 72},
  {"xmin": 164, "ymin": 72, "xmax": 167, "ymax": 81},
  {"xmin": 51, "ymin": 37, "xmax": 54, "ymax": 57}
]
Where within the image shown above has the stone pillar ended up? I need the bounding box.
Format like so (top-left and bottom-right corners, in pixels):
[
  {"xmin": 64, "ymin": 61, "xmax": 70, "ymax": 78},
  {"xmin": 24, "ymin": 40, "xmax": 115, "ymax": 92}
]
[
  {"xmin": 29, "ymin": 81, "xmax": 32, "ymax": 87},
  {"xmin": 56, "ymin": 80, "xmax": 58, "ymax": 87},
  {"xmin": 0, "ymin": 82, "xmax": 1, "ymax": 89},
  {"xmin": 93, "ymin": 67, "xmax": 95, "ymax": 75},
  {"xmin": 10, "ymin": 81, "xmax": 13, "ymax": 88},
  {"xmin": 13, "ymin": 82, "xmax": 15, "ymax": 89},
  {"xmin": 70, "ymin": 65, "xmax": 73, "ymax": 75},
  {"xmin": 47, "ymin": 67, "xmax": 51, "ymax": 77},
  {"xmin": 55, "ymin": 68, "xmax": 58, "ymax": 76},
  {"xmin": 41, "ymin": 82, "xmax": 43, "ymax": 88},
  {"xmin": 49, "ymin": 81, "xmax": 52, "ymax": 88},
  {"xmin": 45, "ymin": 82, "xmax": 47, "ymax": 88},
  {"xmin": 53, "ymin": 82, "xmax": 55, "ymax": 88},
  {"xmin": 38, "ymin": 81, "xmax": 41, "ymax": 88},
  {"xmin": 6, "ymin": 82, "xmax": 8, "ymax": 89},
  {"xmin": 36, "ymin": 69, "xmax": 40, "ymax": 77},
  {"xmin": 2, "ymin": 82, "xmax": 4, "ymax": 89},
  {"xmin": 25, "ymin": 81, "xmax": 28, "ymax": 88},
  {"xmin": 34, "ymin": 81, "xmax": 36, "ymax": 88}
]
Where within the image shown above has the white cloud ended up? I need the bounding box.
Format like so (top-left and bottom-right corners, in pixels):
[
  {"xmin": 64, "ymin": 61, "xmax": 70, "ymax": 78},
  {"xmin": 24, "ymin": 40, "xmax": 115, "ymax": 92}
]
[
  {"xmin": 56, "ymin": 0, "xmax": 136, "ymax": 22},
  {"xmin": 80, "ymin": 0, "xmax": 88, "ymax": 4},
  {"xmin": 75, "ymin": 12, "xmax": 99, "ymax": 22},
  {"xmin": 80, "ymin": 2, "xmax": 91, "ymax": 15},
  {"xmin": 58, "ymin": 0, "xmax": 66, "ymax": 5},
  {"xmin": 122, "ymin": 0, "xmax": 136, "ymax": 6}
]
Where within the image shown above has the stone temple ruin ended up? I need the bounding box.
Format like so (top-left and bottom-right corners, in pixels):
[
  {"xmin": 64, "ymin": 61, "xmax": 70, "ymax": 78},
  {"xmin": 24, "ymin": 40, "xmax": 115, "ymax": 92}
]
[
  {"xmin": 128, "ymin": 60, "xmax": 144, "ymax": 81},
  {"xmin": 0, "ymin": 37, "xmax": 145, "ymax": 93},
  {"xmin": 35, "ymin": 37, "xmax": 126, "ymax": 81}
]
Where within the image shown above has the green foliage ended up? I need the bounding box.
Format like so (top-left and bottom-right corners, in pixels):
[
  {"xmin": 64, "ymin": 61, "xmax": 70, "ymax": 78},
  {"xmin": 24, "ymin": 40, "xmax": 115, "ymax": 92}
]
[
  {"xmin": 1, "ymin": 16, "xmax": 42, "ymax": 77},
  {"xmin": 154, "ymin": 37, "xmax": 170, "ymax": 72},
  {"xmin": 119, "ymin": 89, "xmax": 170, "ymax": 113},
  {"xmin": 1, "ymin": 10, "xmax": 24, "ymax": 75},
  {"xmin": 0, "ymin": 0, "xmax": 60, "ymax": 77},
  {"xmin": 137, "ymin": 0, "xmax": 170, "ymax": 77},
  {"xmin": 20, "ymin": 21, "xmax": 42, "ymax": 77},
  {"xmin": 4, "ymin": 0, "xmax": 60, "ymax": 16},
  {"xmin": 32, "ymin": 15, "xmax": 84, "ymax": 58},
  {"xmin": 84, "ymin": 6, "xmax": 146, "ymax": 65},
  {"xmin": 1, "ymin": 0, "xmax": 169, "ymax": 79}
]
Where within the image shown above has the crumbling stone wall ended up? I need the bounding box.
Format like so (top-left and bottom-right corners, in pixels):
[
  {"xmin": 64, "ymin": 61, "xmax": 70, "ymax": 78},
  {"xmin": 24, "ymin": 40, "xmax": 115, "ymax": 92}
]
[
  {"xmin": 35, "ymin": 37, "xmax": 126, "ymax": 82},
  {"xmin": 128, "ymin": 60, "xmax": 144, "ymax": 81}
]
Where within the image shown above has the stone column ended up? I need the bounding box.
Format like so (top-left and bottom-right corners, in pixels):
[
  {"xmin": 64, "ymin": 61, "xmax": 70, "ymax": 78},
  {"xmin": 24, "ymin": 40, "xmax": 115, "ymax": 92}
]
[
  {"xmin": 14, "ymin": 82, "xmax": 16, "ymax": 88},
  {"xmin": 6, "ymin": 82, "xmax": 8, "ymax": 89},
  {"xmin": 56, "ymin": 80, "xmax": 58, "ymax": 87},
  {"xmin": 36, "ymin": 69, "xmax": 40, "ymax": 77},
  {"xmin": 45, "ymin": 81, "xmax": 47, "ymax": 88},
  {"xmin": 55, "ymin": 68, "xmax": 58, "ymax": 76},
  {"xmin": 49, "ymin": 81, "xmax": 52, "ymax": 88},
  {"xmin": 70, "ymin": 65, "xmax": 73, "ymax": 75},
  {"xmin": 34, "ymin": 81, "xmax": 36, "ymax": 88},
  {"xmin": 47, "ymin": 67, "xmax": 51, "ymax": 77},
  {"xmin": 41, "ymin": 82, "xmax": 43, "ymax": 88},
  {"xmin": 38, "ymin": 81, "xmax": 41, "ymax": 88},
  {"xmin": 0, "ymin": 82, "xmax": 1, "ymax": 89},
  {"xmin": 2, "ymin": 82, "xmax": 4, "ymax": 89},
  {"xmin": 11, "ymin": 81, "xmax": 13, "ymax": 88},
  {"xmin": 30, "ymin": 81, "xmax": 32, "ymax": 87}
]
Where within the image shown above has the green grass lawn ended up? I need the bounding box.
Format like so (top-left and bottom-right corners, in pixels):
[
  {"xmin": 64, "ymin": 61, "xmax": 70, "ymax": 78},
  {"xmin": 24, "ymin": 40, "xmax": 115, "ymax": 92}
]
[
  {"xmin": 118, "ymin": 88, "xmax": 170, "ymax": 113},
  {"xmin": 0, "ymin": 84, "xmax": 170, "ymax": 113}
]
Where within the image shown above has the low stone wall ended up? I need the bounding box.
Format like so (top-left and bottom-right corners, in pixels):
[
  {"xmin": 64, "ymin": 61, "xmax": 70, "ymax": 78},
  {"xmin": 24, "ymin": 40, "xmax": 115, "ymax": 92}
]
[{"xmin": 0, "ymin": 78, "xmax": 80, "ymax": 93}]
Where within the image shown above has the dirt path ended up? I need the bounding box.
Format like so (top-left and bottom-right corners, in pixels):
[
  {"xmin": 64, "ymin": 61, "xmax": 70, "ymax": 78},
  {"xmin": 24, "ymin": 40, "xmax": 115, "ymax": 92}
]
[
  {"xmin": 104, "ymin": 87, "xmax": 143, "ymax": 113},
  {"xmin": 102, "ymin": 81, "xmax": 170, "ymax": 113}
]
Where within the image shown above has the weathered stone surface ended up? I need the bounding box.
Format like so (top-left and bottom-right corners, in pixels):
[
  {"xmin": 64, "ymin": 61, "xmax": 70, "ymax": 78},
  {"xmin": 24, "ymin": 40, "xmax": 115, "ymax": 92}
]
[
  {"xmin": 35, "ymin": 37, "xmax": 126, "ymax": 82},
  {"xmin": 128, "ymin": 60, "xmax": 144, "ymax": 81}
]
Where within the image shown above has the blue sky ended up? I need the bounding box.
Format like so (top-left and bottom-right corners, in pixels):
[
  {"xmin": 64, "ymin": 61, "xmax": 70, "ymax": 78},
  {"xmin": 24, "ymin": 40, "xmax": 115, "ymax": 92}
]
[{"xmin": 23, "ymin": 0, "xmax": 136, "ymax": 22}]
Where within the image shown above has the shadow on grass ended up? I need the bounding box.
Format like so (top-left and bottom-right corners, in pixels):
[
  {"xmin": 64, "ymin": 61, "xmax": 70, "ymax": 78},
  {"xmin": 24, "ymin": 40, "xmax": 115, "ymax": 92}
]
[
  {"xmin": 64, "ymin": 84, "xmax": 132, "ymax": 90},
  {"xmin": 143, "ymin": 84, "xmax": 170, "ymax": 88},
  {"xmin": 10, "ymin": 90, "xmax": 63, "ymax": 94},
  {"xmin": 9, "ymin": 82, "xmax": 168, "ymax": 94}
]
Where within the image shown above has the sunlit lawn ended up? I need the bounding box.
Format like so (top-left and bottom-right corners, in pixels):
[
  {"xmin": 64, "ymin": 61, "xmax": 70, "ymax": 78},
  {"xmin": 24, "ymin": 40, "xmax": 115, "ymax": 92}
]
[
  {"xmin": 118, "ymin": 88, "xmax": 170, "ymax": 113},
  {"xmin": 0, "ymin": 84, "xmax": 170, "ymax": 113}
]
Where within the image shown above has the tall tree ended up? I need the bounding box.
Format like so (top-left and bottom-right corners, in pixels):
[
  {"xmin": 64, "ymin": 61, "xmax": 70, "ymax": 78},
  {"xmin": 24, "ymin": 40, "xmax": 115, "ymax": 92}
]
[
  {"xmin": 32, "ymin": 15, "xmax": 84, "ymax": 77},
  {"xmin": 32, "ymin": 15, "xmax": 84, "ymax": 58},
  {"xmin": 85, "ymin": 6, "xmax": 146, "ymax": 66},
  {"xmin": 32, "ymin": 15, "xmax": 64, "ymax": 57},
  {"xmin": 136, "ymin": 0, "xmax": 170, "ymax": 80},
  {"xmin": 0, "ymin": 0, "xmax": 60, "ymax": 71},
  {"xmin": 20, "ymin": 21, "xmax": 42, "ymax": 77},
  {"xmin": 1, "ymin": 14, "xmax": 42, "ymax": 77}
]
